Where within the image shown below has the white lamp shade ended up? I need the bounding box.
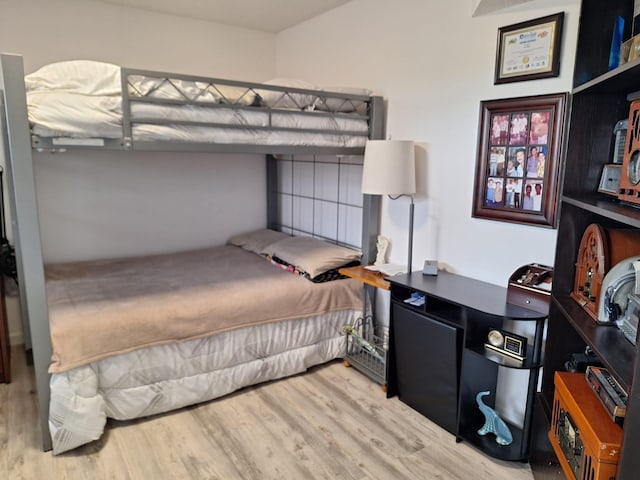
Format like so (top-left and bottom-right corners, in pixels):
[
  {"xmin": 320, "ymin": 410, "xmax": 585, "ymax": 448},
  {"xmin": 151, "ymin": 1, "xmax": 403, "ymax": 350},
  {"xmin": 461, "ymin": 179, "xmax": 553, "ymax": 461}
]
[{"xmin": 361, "ymin": 140, "xmax": 416, "ymax": 195}]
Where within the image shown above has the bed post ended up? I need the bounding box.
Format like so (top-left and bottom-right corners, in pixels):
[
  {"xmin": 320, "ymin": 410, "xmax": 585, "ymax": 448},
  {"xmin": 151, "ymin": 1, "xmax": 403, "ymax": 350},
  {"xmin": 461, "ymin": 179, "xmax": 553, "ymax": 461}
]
[
  {"xmin": 361, "ymin": 96, "xmax": 385, "ymax": 264},
  {"xmin": 0, "ymin": 54, "xmax": 52, "ymax": 451},
  {"xmin": 266, "ymin": 154, "xmax": 278, "ymax": 231}
]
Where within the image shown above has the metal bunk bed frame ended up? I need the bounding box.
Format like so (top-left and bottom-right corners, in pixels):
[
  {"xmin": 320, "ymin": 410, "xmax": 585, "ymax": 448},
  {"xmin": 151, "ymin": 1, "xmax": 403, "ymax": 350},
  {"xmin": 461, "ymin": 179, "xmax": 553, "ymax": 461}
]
[{"xmin": 0, "ymin": 53, "xmax": 384, "ymax": 451}]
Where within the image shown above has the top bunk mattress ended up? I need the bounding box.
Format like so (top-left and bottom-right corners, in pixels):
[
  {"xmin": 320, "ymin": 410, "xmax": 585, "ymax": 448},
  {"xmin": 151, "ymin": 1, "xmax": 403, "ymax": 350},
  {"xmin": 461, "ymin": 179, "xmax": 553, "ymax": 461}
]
[
  {"xmin": 44, "ymin": 244, "xmax": 363, "ymax": 374},
  {"xmin": 25, "ymin": 60, "xmax": 378, "ymax": 152}
]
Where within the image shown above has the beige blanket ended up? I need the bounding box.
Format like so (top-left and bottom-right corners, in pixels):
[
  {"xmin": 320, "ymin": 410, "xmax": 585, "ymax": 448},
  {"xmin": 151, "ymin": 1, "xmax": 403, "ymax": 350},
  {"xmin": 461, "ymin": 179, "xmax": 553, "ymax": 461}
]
[{"xmin": 45, "ymin": 245, "xmax": 363, "ymax": 373}]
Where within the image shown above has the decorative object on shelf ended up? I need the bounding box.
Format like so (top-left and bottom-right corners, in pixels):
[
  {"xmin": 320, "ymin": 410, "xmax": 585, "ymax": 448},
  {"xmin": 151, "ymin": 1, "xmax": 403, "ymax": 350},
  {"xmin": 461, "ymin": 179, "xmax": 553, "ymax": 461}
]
[
  {"xmin": 571, "ymin": 224, "xmax": 640, "ymax": 322},
  {"xmin": 494, "ymin": 12, "xmax": 564, "ymax": 84},
  {"xmin": 472, "ymin": 93, "xmax": 568, "ymax": 228},
  {"xmin": 362, "ymin": 140, "xmax": 417, "ymax": 273},
  {"xmin": 617, "ymin": 97, "xmax": 640, "ymax": 206},
  {"xmin": 608, "ymin": 16, "xmax": 625, "ymax": 70},
  {"xmin": 628, "ymin": 34, "xmax": 640, "ymax": 64},
  {"xmin": 620, "ymin": 36, "xmax": 634, "ymax": 66},
  {"xmin": 618, "ymin": 292, "xmax": 640, "ymax": 346},
  {"xmin": 598, "ymin": 164, "xmax": 622, "ymax": 196},
  {"xmin": 484, "ymin": 328, "xmax": 527, "ymax": 361},
  {"xmin": 507, "ymin": 263, "xmax": 553, "ymax": 314},
  {"xmin": 612, "ymin": 119, "xmax": 628, "ymax": 165},
  {"xmin": 374, "ymin": 235, "xmax": 390, "ymax": 265},
  {"xmin": 597, "ymin": 256, "xmax": 640, "ymax": 324},
  {"xmin": 421, "ymin": 259, "xmax": 438, "ymax": 276},
  {"xmin": 476, "ymin": 391, "xmax": 513, "ymax": 446}
]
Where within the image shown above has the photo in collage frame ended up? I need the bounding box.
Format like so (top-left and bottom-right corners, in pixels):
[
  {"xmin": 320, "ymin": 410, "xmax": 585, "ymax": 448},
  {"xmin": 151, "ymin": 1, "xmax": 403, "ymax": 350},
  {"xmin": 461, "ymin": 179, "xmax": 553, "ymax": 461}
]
[{"xmin": 485, "ymin": 110, "xmax": 550, "ymax": 213}]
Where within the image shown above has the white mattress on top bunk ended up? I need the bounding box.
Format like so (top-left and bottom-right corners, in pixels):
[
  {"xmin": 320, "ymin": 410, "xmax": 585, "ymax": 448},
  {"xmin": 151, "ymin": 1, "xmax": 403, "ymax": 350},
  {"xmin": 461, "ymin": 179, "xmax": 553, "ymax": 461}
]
[
  {"xmin": 25, "ymin": 60, "xmax": 371, "ymax": 148},
  {"xmin": 27, "ymin": 94, "xmax": 368, "ymax": 147}
]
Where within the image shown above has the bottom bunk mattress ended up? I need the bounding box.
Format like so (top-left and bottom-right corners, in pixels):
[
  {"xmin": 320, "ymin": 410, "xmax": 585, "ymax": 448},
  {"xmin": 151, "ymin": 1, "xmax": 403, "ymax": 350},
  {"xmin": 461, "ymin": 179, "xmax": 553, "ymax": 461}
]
[{"xmin": 44, "ymin": 245, "xmax": 363, "ymax": 453}]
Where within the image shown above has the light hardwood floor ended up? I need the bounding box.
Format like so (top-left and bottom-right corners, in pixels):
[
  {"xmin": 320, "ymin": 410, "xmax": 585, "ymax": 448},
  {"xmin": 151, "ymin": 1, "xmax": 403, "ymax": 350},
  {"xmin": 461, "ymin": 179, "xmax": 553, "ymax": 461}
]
[{"xmin": 0, "ymin": 346, "xmax": 534, "ymax": 479}]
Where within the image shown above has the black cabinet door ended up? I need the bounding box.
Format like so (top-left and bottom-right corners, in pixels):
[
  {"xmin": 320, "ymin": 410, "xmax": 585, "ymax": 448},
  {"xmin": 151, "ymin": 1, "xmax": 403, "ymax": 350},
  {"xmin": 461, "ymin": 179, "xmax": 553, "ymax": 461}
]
[{"xmin": 392, "ymin": 303, "xmax": 461, "ymax": 434}]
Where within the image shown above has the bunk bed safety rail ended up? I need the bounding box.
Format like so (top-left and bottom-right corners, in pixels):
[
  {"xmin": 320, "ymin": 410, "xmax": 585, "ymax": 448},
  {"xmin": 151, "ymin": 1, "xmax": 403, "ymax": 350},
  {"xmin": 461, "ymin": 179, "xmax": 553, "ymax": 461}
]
[{"xmin": 118, "ymin": 68, "xmax": 376, "ymax": 152}]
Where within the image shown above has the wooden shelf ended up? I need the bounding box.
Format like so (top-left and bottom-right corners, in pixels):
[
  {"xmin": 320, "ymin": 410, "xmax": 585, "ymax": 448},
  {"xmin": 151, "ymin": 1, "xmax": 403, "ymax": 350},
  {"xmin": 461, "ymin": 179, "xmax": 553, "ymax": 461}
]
[
  {"xmin": 553, "ymin": 294, "xmax": 635, "ymax": 392},
  {"xmin": 574, "ymin": 58, "xmax": 640, "ymax": 95},
  {"xmin": 457, "ymin": 421, "xmax": 527, "ymax": 462},
  {"xmin": 466, "ymin": 344, "xmax": 543, "ymax": 371},
  {"xmin": 338, "ymin": 265, "xmax": 390, "ymax": 290},
  {"xmin": 533, "ymin": 3, "xmax": 640, "ymax": 477},
  {"xmin": 562, "ymin": 193, "xmax": 640, "ymax": 228}
]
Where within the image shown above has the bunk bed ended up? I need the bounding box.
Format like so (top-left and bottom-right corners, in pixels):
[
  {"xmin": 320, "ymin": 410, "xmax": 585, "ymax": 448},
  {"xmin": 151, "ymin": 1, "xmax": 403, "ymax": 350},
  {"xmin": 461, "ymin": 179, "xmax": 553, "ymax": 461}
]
[{"xmin": 0, "ymin": 53, "xmax": 384, "ymax": 454}]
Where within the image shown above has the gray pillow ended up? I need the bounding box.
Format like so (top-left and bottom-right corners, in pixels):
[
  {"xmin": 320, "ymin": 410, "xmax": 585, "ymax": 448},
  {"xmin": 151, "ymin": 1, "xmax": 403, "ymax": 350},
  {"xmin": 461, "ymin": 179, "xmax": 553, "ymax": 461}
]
[
  {"xmin": 262, "ymin": 236, "xmax": 361, "ymax": 278},
  {"xmin": 227, "ymin": 229, "xmax": 290, "ymax": 255}
]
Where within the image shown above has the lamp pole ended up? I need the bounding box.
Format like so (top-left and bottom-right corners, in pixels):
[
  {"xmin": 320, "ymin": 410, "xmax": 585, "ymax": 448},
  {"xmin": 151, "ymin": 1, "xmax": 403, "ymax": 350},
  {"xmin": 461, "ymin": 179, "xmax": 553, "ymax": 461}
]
[
  {"xmin": 390, "ymin": 194, "xmax": 415, "ymax": 274},
  {"xmin": 408, "ymin": 195, "xmax": 414, "ymax": 274}
]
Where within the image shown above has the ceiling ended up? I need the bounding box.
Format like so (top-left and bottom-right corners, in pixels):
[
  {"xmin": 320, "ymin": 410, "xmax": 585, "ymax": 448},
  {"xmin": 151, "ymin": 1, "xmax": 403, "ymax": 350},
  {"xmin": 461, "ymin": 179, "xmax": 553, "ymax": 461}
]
[
  {"xmin": 96, "ymin": 0, "xmax": 543, "ymax": 32},
  {"xmin": 96, "ymin": 0, "xmax": 353, "ymax": 33},
  {"xmin": 473, "ymin": 0, "xmax": 534, "ymax": 16}
]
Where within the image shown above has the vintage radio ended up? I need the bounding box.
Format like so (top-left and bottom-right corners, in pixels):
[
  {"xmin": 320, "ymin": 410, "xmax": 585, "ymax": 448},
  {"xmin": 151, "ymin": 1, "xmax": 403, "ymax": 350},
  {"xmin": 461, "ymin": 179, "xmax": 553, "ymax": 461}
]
[
  {"xmin": 618, "ymin": 98, "xmax": 640, "ymax": 204},
  {"xmin": 549, "ymin": 372, "xmax": 622, "ymax": 480},
  {"xmin": 585, "ymin": 366, "xmax": 627, "ymax": 425},
  {"xmin": 597, "ymin": 256, "xmax": 640, "ymax": 325},
  {"xmin": 571, "ymin": 224, "xmax": 640, "ymax": 322}
]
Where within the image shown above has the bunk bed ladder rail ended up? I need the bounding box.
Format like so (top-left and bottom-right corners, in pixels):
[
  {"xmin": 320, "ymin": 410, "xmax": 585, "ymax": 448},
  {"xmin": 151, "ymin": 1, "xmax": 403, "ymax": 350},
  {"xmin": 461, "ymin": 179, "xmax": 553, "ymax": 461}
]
[{"xmin": 0, "ymin": 53, "xmax": 53, "ymax": 451}]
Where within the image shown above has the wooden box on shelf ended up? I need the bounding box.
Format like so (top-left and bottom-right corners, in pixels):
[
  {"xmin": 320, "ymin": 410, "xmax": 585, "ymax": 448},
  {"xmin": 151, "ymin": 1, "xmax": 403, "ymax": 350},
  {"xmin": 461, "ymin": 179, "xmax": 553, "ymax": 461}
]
[
  {"xmin": 549, "ymin": 372, "xmax": 622, "ymax": 480},
  {"xmin": 507, "ymin": 263, "xmax": 552, "ymax": 315}
]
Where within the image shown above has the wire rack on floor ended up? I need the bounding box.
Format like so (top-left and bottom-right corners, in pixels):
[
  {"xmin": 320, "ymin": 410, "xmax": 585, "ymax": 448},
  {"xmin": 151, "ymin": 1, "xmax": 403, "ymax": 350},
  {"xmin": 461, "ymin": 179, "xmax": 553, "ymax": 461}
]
[{"xmin": 343, "ymin": 317, "xmax": 388, "ymax": 391}]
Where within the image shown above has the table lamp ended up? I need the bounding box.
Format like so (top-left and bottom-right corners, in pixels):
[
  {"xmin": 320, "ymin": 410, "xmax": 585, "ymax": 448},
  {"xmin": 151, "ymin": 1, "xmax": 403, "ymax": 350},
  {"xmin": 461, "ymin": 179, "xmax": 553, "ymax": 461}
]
[{"xmin": 361, "ymin": 139, "xmax": 416, "ymax": 273}]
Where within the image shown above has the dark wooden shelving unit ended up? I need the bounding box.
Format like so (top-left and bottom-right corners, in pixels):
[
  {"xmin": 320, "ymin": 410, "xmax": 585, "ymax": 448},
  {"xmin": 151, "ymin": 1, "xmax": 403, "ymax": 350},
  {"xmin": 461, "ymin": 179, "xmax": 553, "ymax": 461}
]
[{"xmin": 531, "ymin": 2, "xmax": 640, "ymax": 479}]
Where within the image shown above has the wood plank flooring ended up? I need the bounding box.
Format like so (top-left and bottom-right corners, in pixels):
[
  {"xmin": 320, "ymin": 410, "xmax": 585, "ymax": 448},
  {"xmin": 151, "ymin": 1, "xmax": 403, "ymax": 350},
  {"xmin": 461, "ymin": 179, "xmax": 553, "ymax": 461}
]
[{"xmin": 0, "ymin": 346, "xmax": 534, "ymax": 479}]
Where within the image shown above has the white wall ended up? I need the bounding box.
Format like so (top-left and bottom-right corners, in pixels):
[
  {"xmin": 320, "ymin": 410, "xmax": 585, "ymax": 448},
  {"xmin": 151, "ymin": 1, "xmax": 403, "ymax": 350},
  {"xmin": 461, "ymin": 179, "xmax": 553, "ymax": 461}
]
[
  {"xmin": 0, "ymin": 0, "xmax": 278, "ymax": 342},
  {"xmin": 276, "ymin": 0, "xmax": 580, "ymax": 286},
  {"xmin": 275, "ymin": 0, "xmax": 581, "ymax": 426}
]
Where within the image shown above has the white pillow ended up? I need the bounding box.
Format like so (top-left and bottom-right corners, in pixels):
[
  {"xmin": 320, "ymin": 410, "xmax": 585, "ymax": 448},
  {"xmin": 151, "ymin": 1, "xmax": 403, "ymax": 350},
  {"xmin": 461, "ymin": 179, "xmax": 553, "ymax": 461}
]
[
  {"xmin": 128, "ymin": 76, "xmax": 259, "ymax": 106},
  {"xmin": 227, "ymin": 229, "xmax": 290, "ymax": 255},
  {"xmin": 315, "ymin": 86, "xmax": 372, "ymax": 112},
  {"xmin": 257, "ymin": 78, "xmax": 318, "ymax": 109},
  {"xmin": 27, "ymin": 91, "xmax": 123, "ymax": 138},
  {"xmin": 25, "ymin": 60, "xmax": 122, "ymax": 96},
  {"xmin": 262, "ymin": 236, "xmax": 361, "ymax": 279}
]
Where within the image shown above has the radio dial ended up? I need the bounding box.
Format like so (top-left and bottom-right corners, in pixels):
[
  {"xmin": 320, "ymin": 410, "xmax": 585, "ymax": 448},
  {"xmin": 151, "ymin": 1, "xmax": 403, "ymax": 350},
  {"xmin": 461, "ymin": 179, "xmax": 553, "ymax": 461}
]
[{"xmin": 627, "ymin": 150, "xmax": 640, "ymax": 185}]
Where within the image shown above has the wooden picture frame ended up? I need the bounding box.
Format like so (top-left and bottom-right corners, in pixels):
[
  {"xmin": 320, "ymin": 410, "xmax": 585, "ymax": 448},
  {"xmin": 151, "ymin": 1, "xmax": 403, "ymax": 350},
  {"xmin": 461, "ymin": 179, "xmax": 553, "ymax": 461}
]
[
  {"xmin": 472, "ymin": 93, "xmax": 568, "ymax": 228},
  {"xmin": 494, "ymin": 12, "xmax": 564, "ymax": 84}
]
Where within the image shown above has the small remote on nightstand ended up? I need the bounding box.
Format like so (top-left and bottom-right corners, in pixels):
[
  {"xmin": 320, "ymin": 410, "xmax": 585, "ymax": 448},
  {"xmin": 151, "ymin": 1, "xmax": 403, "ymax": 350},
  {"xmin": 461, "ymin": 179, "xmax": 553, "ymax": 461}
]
[{"xmin": 422, "ymin": 260, "xmax": 438, "ymax": 276}]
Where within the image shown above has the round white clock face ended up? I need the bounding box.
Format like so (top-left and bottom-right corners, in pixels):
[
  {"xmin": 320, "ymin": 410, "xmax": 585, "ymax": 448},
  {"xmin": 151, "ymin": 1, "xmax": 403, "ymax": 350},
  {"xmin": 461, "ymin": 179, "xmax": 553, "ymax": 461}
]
[
  {"xmin": 628, "ymin": 150, "xmax": 640, "ymax": 186},
  {"xmin": 487, "ymin": 329, "xmax": 504, "ymax": 347}
]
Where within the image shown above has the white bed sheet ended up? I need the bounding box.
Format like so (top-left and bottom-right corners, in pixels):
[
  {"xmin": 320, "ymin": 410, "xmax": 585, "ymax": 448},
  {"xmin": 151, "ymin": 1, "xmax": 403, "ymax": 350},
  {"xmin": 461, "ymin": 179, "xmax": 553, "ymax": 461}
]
[
  {"xmin": 27, "ymin": 91, "xmax": 369, "ymax": 147},
  {"xmin": 49, "ymin": 309, "xmax": 354, "ymax": 454}
]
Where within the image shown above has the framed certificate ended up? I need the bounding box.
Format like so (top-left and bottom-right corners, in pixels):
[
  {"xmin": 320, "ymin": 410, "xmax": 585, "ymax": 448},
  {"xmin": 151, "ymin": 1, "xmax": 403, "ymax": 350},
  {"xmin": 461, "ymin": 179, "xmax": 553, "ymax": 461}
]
[{"xmin": 494, "ymin": 12, "xmax": 564, "ymax": 84}]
